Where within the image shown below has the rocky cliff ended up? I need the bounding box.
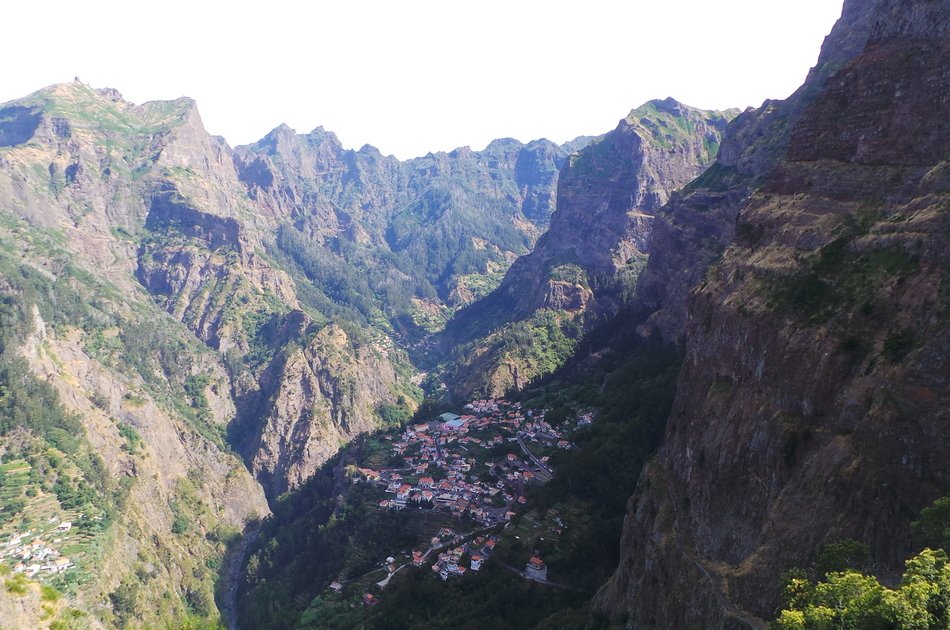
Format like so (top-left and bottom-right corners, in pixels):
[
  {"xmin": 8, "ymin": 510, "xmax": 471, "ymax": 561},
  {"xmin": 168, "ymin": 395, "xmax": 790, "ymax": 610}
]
[
  {"xmin": 233, "ymin": 122, "xmax": 590, "ymax": 328},
  {"xmin": 0, "ymin": 83, "xmax": 279, "ymax": 627},
  {"xmin": 0, "ymin": 81, "xmax": 390, "ymax": 627},
  {"xmin": 443, "ymin": 100, "xmax": 735, "ymax": 398},
  {"xmin": 596, "ymin": 0, "xmax": 950, "ymax": 626},
  {"xmin": 0, "ymin": 77, "xmax": 597, "ymax": 627},
  {"xmin": 243, "ymin": 320, "xmax": 404, "ymax": 497}
]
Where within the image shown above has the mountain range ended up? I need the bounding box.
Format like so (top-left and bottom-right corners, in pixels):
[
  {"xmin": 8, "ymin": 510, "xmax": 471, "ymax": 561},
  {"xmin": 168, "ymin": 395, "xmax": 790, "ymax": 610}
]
[{"xmin": 0, "ymin": 0, "xmax": 947, "ymax": 627}]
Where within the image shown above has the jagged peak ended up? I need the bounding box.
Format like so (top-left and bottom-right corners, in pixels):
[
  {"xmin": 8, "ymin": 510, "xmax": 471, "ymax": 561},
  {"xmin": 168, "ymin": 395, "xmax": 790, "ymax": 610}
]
[
  {"xmin": 0, "ymin": 81, "xmax": 203, "ymax": 151},
  {"xmin": 357, "ymin": 143, "xmax": 384, "ymax": 158},
  {"xmin": 304, "ymin": 125, "xmax": 343, "ymax": 147},
  {"xmin": 624, "ymin": 97, "xmax": 735, "ymax": 126},
  {"xmin": 447, "ymin": 145, "xmax": 473, "ymax": 158},
  {"xmin": 483, "ymin": 137, "xmax": 524, "ymax": 153}
]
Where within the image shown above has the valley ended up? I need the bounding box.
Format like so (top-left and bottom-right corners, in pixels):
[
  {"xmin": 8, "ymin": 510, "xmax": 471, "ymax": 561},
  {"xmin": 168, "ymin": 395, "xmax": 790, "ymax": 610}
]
[{"xmin": 1, "ymin": 0, "xmax": 949, "ymax": 628}]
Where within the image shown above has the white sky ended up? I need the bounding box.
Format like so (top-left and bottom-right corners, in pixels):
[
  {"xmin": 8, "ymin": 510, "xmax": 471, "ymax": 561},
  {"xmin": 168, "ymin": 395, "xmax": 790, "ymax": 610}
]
[{"xmin": 2, "ymin": 0, "xmax": 844, "ymax": 160}]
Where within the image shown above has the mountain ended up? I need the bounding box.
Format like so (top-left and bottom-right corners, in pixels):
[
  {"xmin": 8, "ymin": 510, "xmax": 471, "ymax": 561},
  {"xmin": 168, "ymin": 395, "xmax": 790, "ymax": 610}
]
[
  {"xmin": 6, "ymin": 1, "xmax": 943, "ymax": 625},
  {"xmin": 442, "ymin": 99, "xmax": 736, "ymax": 398},
  {"xmin": 233, "ymin": 122, "xmax": 591, "ymax": 339},
  {"xmin": 0, "ymin": 84, "xmax": 270, "ymax": 627},
  {"xmin": 594, "ymin": 0, "xmax": 950, "ymax": 626},
  {"xmin": 0, "ymin": 79, "xmax": 590, "ymax": 627}
]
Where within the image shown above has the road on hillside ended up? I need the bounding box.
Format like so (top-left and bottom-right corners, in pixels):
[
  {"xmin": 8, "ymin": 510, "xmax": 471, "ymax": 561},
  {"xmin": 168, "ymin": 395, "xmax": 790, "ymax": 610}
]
[{"xmin": 516, "ymin": 435, "xmax": 552, "ymax": 478}]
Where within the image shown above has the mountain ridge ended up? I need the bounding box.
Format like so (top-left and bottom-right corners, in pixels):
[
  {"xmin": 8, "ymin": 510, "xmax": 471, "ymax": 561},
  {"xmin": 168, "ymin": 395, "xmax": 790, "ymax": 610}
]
[
  {"xmin": 441, "ymin": 98, "xmax": 737, "ymax": 398},
  {"xmin": 594, "ymin": 0, "xmax": 950, "ymax": 626}
]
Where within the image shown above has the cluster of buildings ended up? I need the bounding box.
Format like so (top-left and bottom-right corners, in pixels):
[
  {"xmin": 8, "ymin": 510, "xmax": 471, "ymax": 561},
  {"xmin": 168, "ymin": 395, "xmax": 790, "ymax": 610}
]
[
  {"xmin": 1, "ymin": 521, "xmax": 75, "ymax": 578},
  {"xmin": 425, "ymin": 533, "xmax": 498, "ymax": 581},
  {"xmin": 344, "ymin": 399, "xmax": 591, "ymax": 601},
  {"xmin": 361, "ymin": 401, "xmax": 562, "ymax": 527}
]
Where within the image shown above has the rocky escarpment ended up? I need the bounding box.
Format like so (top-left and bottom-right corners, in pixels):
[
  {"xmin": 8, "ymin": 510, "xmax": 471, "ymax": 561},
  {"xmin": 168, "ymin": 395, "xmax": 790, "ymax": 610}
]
[
  {"xmin": 633, "ymin": 0, "xmax": 880, "ymax": 343},
  {"xmin": 234, "ymin": 124, "xmax": 590, "ymax": 315},
  {"xmin": 596, "ymin": 0, "xmax": 950, "ymax": 626},
  {"xmin": 0, "ymin": 81, "xmax": 394, "ymax": 624},
  {"xmin": 243, "ymin": 321, "xmax": 403, "ymax": 497},
  {"xmin": 0, "ymin": 202, "xmax": 268, "ymax": 627},
  {"xmin": 443, "ymin": 100, "xmax": 735, "ymax": 398}
]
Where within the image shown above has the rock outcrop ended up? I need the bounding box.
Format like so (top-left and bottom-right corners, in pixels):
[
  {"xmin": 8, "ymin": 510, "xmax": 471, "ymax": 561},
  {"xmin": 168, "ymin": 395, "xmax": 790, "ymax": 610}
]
[
  {"xmin": 596, "ymin": 0, "xmax": 950, "ymax": 626},
  {"xmin": 246, "ymin": 322, "xmax": 402, "ymax": 497},
  {"xmin": 444, "ymin": 100, "xmax": 736, "ymax": 397},
  {"xmin": 233, "ymin": 124, "xmax": 590, "ymax": 312}
]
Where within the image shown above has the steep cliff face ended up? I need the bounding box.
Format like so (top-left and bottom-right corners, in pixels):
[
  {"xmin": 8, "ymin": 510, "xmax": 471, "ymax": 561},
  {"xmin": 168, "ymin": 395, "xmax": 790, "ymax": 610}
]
[
  {"xmin": 0, "ymin": 81, "xmax": 401, "ymax": 625},
  {"xmin": 443, "ymin": 100, "xmax": 735, "ymax": 398},
  {"xmin": 0, "ymin": 78, "xmax": 590, "ymax": 507},
  {"xmin": 0, "ymin": 206, "xmax": 268, "ymax": 629},
  {"xmin": 245, "ymin": 322, "xmax": 402, "ymax": 497},
  {"xmin": 233, "ymin": 124, "xmax": 589, "ymax": 321},
  {"xmin": 597, "ymin": 1, "xmax": 950, "ymax": 626}
]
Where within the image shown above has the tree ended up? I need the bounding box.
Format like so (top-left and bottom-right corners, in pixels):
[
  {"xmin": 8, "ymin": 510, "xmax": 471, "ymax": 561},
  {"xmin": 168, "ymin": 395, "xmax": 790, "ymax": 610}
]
[
  {"xmin": 774, "ymin": 549, "xmax": 950, "ymax": 629},
  {"xmin": 912, "ymin": 497, "xmax": 950, "ymax": 553}
]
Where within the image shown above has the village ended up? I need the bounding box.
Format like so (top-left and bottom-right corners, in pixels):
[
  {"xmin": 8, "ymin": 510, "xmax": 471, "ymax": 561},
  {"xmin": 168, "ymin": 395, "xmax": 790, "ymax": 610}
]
[
  {"xmin": 1, "ymin": 517, "xmax": 76, "ymax": 579},
  {"xmin": 0, "ymin": 457, "xmax": 86, "ymax": 584},
  {"xmin": 337, "ymin": 398, "xmax": 594, "ymax": 606}
]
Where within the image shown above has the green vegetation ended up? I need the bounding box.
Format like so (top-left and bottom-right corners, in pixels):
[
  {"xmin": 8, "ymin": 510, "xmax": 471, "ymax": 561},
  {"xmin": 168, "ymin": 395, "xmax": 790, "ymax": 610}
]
[
  {"xmin": 5, "ymin": 572, "xmax": 29, "ymax": 595},
  {"xmin": 446, "ymin": 310, "xmax": 584, "ymax": 396},
  {"xmin": 771, "ymin": 497, "xmax": 950, "ymax": 628},
  {"xmin": 0, "ymin": 216, "xmax": 240, "ymax": 627},
  {"xmin": 814, "ymin": 539, "xmax": 870, "ymax": 577},
  {"xmin": 0, "ymin": 260, "xmax": 125, "ymax": 545},
  {"xmin": 774, "ymin": 549, "xmax": 950, "ymax": 629},
  {"xmin": 237, "ymin": 310, "xmax": 680, "ymax": 629},
  {"xmin": 912, "ymin": 497, "xmax": 950, "ymax": 552},
  {"xmin": 767, "ymin": 227, "xmax": 920, "ymax": 325},
  {"xmin": 340, "ymin": 563, "xmax": 596, "ymax": 630},
  {"xmin": 237, "ymin": 449, "xmax": 416, "ymax": 629},
  {"xmin": 522, "ymin": 334, "xmax": 681, "ymax": 596}
]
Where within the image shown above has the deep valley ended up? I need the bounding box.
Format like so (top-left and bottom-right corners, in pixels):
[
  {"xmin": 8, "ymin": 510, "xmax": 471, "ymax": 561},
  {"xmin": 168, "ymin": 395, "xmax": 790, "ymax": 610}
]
[{"xmin": 1, "ymin": 0, "xmax": 949, "ymax": 628}]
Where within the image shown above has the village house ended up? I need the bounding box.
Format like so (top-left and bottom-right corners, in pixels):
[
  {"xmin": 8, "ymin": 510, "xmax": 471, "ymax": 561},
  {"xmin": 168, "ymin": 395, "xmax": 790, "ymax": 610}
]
[
  {"xmin": 362, "ymin": 593, "xmax": 379, "ymax": 606},
  {"xmin": 525, "ymin": 556, "xmax": 548, "ymax": 581}
]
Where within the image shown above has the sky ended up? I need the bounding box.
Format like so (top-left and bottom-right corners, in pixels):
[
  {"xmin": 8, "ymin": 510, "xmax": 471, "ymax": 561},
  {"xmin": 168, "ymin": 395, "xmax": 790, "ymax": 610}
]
[{"xmin": 2, "ymin": 0, "xmax": 844, "ymax": 160}]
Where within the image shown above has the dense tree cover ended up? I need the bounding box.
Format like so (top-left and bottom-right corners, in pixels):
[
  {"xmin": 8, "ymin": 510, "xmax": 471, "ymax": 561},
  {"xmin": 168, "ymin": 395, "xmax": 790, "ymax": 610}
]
[
  {"xmin": 774, "ymin": 549, "xmax": 950, "ymax": 629},
  {"xmin": 912, "ymin": 498, "xmax": 950, "ymax": 553},
  {"xmin": 236, "ymin": 306, "xmax": 681, "ymax": 629},
  {"xmin": 347, "ymin": 563, "xmax": 598, "ymax": 630},
  {"xmin": 0, "ymin": 244, "xmax": 234, "ymax": 628},
  {"xmin": 520, "ymin": 334, "xmax": 681, "ymax": 595},
  {"xmin": 236, "ymin": 440, "xmax": 416, "ymax": 629},
  {"xmin": 772, "ymin": 498, "xmax": 950, "ymax": 629},
  {"xmin": 274, "ymin": 193, "xmax": 535, "ymax": 343},
  {"xmin": 0, "ymin": 261, "xmax": 122, "ymax": 529},
  {"xmin": 443, "ymin": 310, "xmax": 585, "ymax": 395}
]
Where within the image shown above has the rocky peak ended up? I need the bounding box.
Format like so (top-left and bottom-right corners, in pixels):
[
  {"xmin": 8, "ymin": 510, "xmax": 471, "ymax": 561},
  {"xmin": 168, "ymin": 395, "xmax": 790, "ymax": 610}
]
[
  {"xmin": 597, "ymin": 0, "xmax": 950, "ymax": 626},
  {"xmin": 441, "ymin": 100, "xmax": 734, "ymax": 398}
]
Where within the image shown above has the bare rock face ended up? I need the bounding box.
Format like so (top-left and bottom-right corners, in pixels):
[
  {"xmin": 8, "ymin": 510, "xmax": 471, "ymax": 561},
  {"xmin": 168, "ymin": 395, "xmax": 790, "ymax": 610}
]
[
  {"xmin": 474, "ymin": 99, "xmax": 733, "ymax": 321},
  {"xmin": 444, "ymin": 100, "xmax": 735, "ymax": 398},
  {"xmin": 596, "ymin": 0, "xmax": 950, "ymax": 626},
  {"xmin": 0, "ymin": 81, "xmax": 400, "ymax": 623},
  {"xmin": 246, "ymin": 323, "xmax": 401, "ymax": 497},
  {"xmin": 232, "ymin": 124, "xmax": 589, "ymax": 309}
]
